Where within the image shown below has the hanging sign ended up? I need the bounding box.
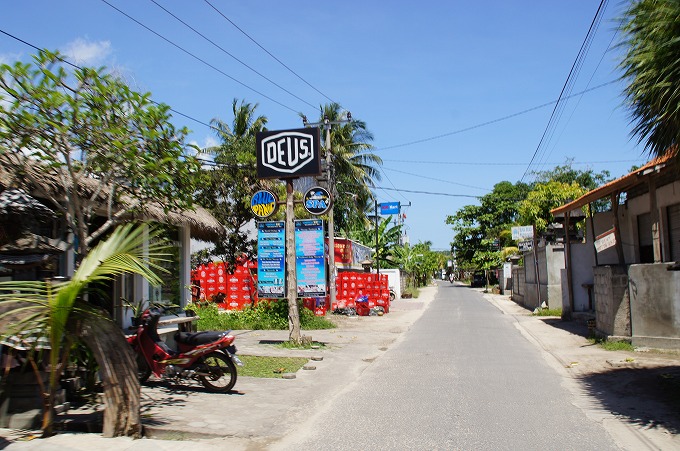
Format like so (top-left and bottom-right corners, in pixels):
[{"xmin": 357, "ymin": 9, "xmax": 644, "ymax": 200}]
[
  {"xmin": 303, "ymin": 186, "xmax": 332, "ymax": 215},
  {"xmin": 256, "ymin": 128, "xmax": 321, "ymax": 179},
  {"xmin": 380, "ymin": 202, "xmax": 400, "ymax": 215},
  {"xmin": 251, "ymin": 190, "xmax": 278, "ymax": 218},
  {"xmin": 257, "ymin": 221, "xmax": 286, "ymax": 298},
  {"xmin": 594, "ymin": 228, "xmax": 616, "ymax": 253}
]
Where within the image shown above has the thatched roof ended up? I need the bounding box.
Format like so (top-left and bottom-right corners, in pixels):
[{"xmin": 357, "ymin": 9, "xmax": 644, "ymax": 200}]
[{"xmin": 0, "ymin": 156, "xmax": 225, "ymax": 242}]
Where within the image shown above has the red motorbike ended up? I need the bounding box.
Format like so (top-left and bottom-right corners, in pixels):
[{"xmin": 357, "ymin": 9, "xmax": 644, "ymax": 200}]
[{"xmin": 127, "ymin": 308, "xmax": 242, "ymax": 393}]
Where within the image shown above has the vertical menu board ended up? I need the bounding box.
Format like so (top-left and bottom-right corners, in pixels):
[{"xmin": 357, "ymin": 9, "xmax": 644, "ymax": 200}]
[
  {"xmin": 257, "ymin": 221, "xmax": 285, "ymax": 298},
  {"xmin": 295, "ymin": 219, "xmax": 326, "ymax": 297}
]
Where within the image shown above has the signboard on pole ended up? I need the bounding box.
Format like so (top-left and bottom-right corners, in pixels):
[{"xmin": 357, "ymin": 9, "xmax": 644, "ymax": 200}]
[
  {"xmin": 295, "ymin": 219, "xmax": 326, "ymax": 297},
  {"xmin": 380, "ymin": 202, "xmax": 400, "ymax": 215},
  {"xmin": 256, "ymin": 128, "xmax": 321, "ymax": 179},
  {"xmin": 257, "ymin": 221, "xmax": 286, "ymax": 298},
  {"xmin": 594, "ymin": 228, "xmax": 617, "ymax": 253},
  {"xmin": 512, "ymin": 225, "xmax": 534, "ymax": 241},
  {"xmin": 303, "ymin": 186, "xmax": 332, "ymax": 215}
]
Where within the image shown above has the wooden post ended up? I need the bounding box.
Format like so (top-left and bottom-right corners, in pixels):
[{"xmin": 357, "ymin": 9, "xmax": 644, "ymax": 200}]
[
  {"xmin": 285, "ymin": 179, "xmax": 301, "ymax": 342},
  {"xmin": 611, "ymin": 193, "xmax": 625, "ymax": 265},
  {"xmin": 649, "ymin": 176, "xmax": 662, "ymax": 263},
  {"xmin": 563, "ymin": 211, "xmax": 573, "ymax": 320}
]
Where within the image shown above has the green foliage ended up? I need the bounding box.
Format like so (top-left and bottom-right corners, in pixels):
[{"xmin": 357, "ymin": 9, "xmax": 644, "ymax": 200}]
[
  {"xmin": 620, "ymin": 0, "xmax": 680, "ymax": 160},
  {"xmin": 518, "ymin": 181, "xmax": 586, "ymax": 232},
  {"xmin": 588, "ymin": 336, "xmax": 635, "ymax": 352},
  {"xmin": 531, "ymin": 308, "xmax": 563, "ymax": 317},
  {"xmin": 192, "ymin": 300, "xmax": 336, "ymax": 331},
  {"xmin": 352, "ymin": 217, "xmax": 402, "ymax": 269},
  {"xmin": 0, "ymin": 50, "xmax": 201, "ymax": 259},
  {"xmin": 195, "ymin": 98, "xmax": 268, "ymax": 268}
]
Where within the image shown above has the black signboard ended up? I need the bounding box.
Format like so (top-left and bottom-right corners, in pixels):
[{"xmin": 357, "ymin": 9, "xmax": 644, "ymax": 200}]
[{"xmin": 256, "ymin": 128, "xmax": 321, "ymax": 179}]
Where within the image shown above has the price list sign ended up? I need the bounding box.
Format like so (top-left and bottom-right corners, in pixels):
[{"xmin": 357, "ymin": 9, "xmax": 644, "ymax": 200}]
[
  {"xmin": 257, "ymin": 221, "xmax": 286, "ymax": 298},
  {"xmin": 294, "ymin": 219, "xmax": 326, "ymax": 297}
]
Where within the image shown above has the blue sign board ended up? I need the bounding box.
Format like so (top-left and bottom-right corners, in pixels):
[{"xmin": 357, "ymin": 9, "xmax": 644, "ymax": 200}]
[
  {"xmin": 380, "ymin": 202, "xmax": 400, "ymax": 215},
  {"xmin": 294, "ymin": 219, "xmax": 326, "ymax": 297},
  {"xmin": 257, "ymin": 221, "xmax": 286, "ymax": 298}
]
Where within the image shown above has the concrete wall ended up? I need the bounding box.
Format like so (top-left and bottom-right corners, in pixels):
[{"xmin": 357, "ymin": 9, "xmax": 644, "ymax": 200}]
[
  {"xmin": 593, "ymin": 265, "xmax": 631, "ymax": 337},
  {"xmin": 513, "ymin": 244, "xmax": 564, "ymax": 310},
  {"xmin": 629, "ymin": 263, "xmax": 680, "ymax": 348}
]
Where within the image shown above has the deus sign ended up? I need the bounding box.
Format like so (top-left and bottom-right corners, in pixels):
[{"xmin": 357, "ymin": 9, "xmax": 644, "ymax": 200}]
[{"xmin": 256, "ymin": 128, "xmax": 321, "ymax": 179}]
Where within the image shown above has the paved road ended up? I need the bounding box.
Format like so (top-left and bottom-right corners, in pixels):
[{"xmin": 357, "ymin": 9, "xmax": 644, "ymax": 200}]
[{"xmin": 273, "ymin": 283, "xmax": 620, "ymax": 450}]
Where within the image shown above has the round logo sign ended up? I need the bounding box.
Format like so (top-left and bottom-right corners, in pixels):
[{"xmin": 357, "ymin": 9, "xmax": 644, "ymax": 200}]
[
  {"xmin": 251, "ymin": 190, "xmax": 278, "ymax": 218},
  {"xmin": 303, "ymin": 186, "xmax": 332, "ymax": 215}
]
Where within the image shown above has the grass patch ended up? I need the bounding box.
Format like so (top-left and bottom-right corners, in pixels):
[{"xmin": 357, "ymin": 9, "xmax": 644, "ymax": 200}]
[
  {"xmin": 238, "ymin": 355, "xmax": 309, "ymax": 378},
  {"xmin": 532, "ymin": 308, "xmax": 562, "ymax": 316},
  {"xmin": 588, "ymin": 336, "xmax": 635, "ymax": 352},
  {"xmin": 277, "ymin": 340, "xmax": 326, "ymax": 350},
  {"xmin": 190, "ymin": 300, "xmax": 336, "ymax": 331}
]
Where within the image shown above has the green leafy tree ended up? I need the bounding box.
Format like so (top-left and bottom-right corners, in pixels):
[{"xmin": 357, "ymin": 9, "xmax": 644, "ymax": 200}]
[
  {"xmin": 0, "ymin": 223, "xmax": 168, "ymax": 437},
  {"xmin": 518, "ymin": 181, "xmax": 587, "ymax": 232},
  {"xmin": 620, "ymin": 0, "xmax": 680, "ymax": 163},
  {"xmin": 0, "ymin": 50, "xmax": 201, "ymax": 262},
  {"xmin": 351, "ymin": 217, "xmax": 402, "ymax": 269},
  {"xmin": 446, "ymin": 181, "xmax": 529, "ymax": 269},
  {"xmin": 196, "ymin": 99, "xmax": 269, "ymax": 269}
]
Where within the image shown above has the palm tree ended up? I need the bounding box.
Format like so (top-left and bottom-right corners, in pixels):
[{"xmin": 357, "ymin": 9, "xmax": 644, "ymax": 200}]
[
  {"xmin": 0, "ymin": 223, "xmax": 168, "ymax": 437},
  {"xmin": 197, "ymin": 99, "xmax": 269, "ymax": 268},
  {"xmin": 620, "ymin": 0, "xmax": 680, "ymax": 162},
  {"xmin": 318, "ymin": 103, "xmax": 382, "ymax": 234}
]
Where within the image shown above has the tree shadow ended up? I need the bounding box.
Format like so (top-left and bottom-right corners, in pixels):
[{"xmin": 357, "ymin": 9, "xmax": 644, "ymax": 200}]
[
  {"xmin": 540, "ymin": 317, "xmax": 680, "ymax": 433},
  {"xmin": 579, "ymin": 365, "xmax": 680, "ymax": 434}
]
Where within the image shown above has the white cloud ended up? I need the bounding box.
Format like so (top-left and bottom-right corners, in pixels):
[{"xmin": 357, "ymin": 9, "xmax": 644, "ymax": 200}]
[
  {"xmin": 0, "ymin": 52, "xmax": 23, "ymax": 66},
  {"xmin": 62, "ymin": 38, "xmax": 112, "ymax": 65}
]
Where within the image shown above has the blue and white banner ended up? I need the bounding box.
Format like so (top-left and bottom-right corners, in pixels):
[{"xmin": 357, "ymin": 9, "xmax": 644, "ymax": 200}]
[
  {"xmin": 257, "ymin": 221, "xmax": 286, "ymax": 298},
  {"xmin": 295, "ymin": 219, "xmax": 326, "ymax": 297},
  {"xmin": 380, "ymin": 202, "xmax": 400, "ymax": 215}
]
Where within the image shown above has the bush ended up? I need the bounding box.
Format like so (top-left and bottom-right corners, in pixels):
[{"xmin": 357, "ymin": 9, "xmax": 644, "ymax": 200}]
[{"xmin": 191, "ymin": 300, "xmax": 335, "ymax": 331}]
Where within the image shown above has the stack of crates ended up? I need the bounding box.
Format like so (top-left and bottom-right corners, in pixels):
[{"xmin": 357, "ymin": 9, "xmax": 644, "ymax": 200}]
[
  {"xmin": 333, "ymin": 271, "xmax": 390, "ymax": 313},
  {"xmin": 193, "ymin": 261, "xmax": 257, "ymax": 310}
]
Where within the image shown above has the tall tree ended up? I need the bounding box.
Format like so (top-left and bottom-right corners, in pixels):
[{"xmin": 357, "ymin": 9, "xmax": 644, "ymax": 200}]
[
  {"xmin": 518, "ymin": 181, "xmax": 587, "ymax": 233},
  {"xmin": 317, "ymin": 103, "xmax": 382, "ymax": 234},
  {"xmin": 0, "ymin": 50, "xmax": 201, "ymax": 262},
  {"xmin": 620, "ymin": 0, "xmax": 680, "ymax": 163},
  {"xmin": 352, "ymin": 217, "xmax": 402, "ymax": 268},
  {"xmin": 196, "ymin": 99, "xmax": 269, "ymax": 269}
]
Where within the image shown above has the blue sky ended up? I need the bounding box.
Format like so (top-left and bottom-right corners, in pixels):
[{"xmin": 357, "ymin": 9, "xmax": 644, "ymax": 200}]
[{"xmin": 1, "ymin": 1, "xmax": 647, "ymax": 251}]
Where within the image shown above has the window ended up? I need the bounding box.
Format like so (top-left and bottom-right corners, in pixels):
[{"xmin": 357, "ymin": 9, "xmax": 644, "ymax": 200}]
[
  {"xmin": 637, "ymin": 213, "xmax": 654, "ymax": 264},
  {"xmin": 668, "ymin": 203, "xmax": 680, "ymax": 262}
]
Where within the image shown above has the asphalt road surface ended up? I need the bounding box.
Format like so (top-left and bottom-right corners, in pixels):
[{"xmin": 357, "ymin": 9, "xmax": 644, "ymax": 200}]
[{"xmin": 273, "ymin": 283, "xmax": 621, "ymax": 451}]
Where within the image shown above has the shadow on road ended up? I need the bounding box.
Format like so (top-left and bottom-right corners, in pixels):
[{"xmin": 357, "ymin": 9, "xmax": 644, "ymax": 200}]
[{"xmin": 579, "ymin": 365, "xmax": 680, "ymax": 434}]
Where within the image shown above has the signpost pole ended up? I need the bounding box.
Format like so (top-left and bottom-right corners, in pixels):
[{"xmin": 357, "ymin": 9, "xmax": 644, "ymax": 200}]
[
  {"xmin": 325, "ymin": 121, "xmax": 337, "ymax": 311},
  {"xmin": 285, "ymin": 179, "xmax": 301, "ymax": 342},
  {"xmin": 375, "ymin": 200, "xmax": 380, "ymax": 275}
]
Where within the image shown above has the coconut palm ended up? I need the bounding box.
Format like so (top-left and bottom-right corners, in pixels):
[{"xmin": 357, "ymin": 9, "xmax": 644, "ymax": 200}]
[
  {"xmin": 620, "ymin": 0, "xmax": 680, "ymax": 161},
  {"xmin": 318, "ymin": 103, "xmax": 382, "ymax": 234},
  {"xmin": 197, "ymin": 99, "xmax": 269, "ymax": 267},
  {"xmin": 0, "ymin": 223, "xmax": 168, "ymax": 437}
]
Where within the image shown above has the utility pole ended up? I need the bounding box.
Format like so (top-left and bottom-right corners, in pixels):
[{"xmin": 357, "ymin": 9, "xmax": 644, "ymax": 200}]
[{"xmin": 302, "ymin": 112, "xmax": 351, "ymax": 311}]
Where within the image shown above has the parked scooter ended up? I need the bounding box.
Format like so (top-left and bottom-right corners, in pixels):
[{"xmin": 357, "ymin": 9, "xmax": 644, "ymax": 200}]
[{"xmin": 127, "ymin": 308, "xmax": 242, "ymax": 393}]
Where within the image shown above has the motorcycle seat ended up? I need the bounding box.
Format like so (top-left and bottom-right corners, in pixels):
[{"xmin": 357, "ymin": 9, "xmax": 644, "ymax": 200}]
[{"xmin": 174, "ymin": 331, "xmax": 226, "ymax": 346}]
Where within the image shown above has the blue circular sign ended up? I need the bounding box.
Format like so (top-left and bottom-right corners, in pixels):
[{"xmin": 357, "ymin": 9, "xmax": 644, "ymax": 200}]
[{"xmin": 251, "ymin": 190, "xmax": 278, "ymax": 218}]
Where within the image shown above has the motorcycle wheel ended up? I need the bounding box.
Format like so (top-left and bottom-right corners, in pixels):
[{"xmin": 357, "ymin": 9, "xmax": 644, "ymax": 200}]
[
  {"xmin": 199, "ymin": 352, "xmax": 237, "ymax": 393},
  {"xmin": 389, "ymin": 290, "xmax": 396, "ymax": 302},
  {"xmin": 136, "ymin": 353, "xmax": 152, "ymax": 383}
]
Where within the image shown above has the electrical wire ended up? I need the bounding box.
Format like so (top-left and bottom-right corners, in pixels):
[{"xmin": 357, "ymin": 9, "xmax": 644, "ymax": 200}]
[
  {"xmin": 375, "ymin": 187, "xmax": 481, "ymax": 198},
  {"xmin": 381, "ymin": 167, "xmax": 490, "ymax": 191},
  {"xmin": 203, "ymin": 0, "xmax": 337, "ymax": 105},
  {"xmin": 99, "ymin": 0, "xmax": 303, "ymax": 115},
  {"xmin": 380, "ymin": 158, "xmax": 644, "ymax": 166},
  {"xmin": 148, "ymin": 0, "xmax": 318, "ymax": 111},
  {"xmin": 521, "ymin": 0, "xmax": 609, "ymax": 182},
  {"xmin": 375, "ymin": 80, "xmax": 617, "ymax": 152}
]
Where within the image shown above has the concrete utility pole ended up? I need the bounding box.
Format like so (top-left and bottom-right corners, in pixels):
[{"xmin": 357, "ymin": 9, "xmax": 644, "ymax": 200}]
[{"xmin": 303, "ymin": 112, "xmax": 351, "ymax": 310}]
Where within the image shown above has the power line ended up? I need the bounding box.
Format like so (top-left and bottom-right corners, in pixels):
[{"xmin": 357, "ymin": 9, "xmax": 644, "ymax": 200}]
[
  {"xmin": 521, "ymin": 0, "xmax": 609, "ymax": 182},
  {"xmin": 0, "ymin": 28, "xmax": 218, "ymax": 133},
  {"xmin": 203, "ymin": 0, "xmax": 337, "ymax": 105},
  {"xmin": 375, "ymin": 80, "xmax": 617, "ymax": 152},
  {"xmin": 380, "ymin": 158, "xmax": 644, "ymax": 166},
  {"xmin": 375, "ymin": 187, "xmax": 481, "ymax": 198},
  {"xmin": 148, "ymin": 0, "xmax": 318, "ymax": 110},
  {"xmin": 381, "ymin": 167, "xmax": 489, "ymax": 191},
  {"xmin": 99, "ymin": 0, "xmax": 303, "ymax": 115}
]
